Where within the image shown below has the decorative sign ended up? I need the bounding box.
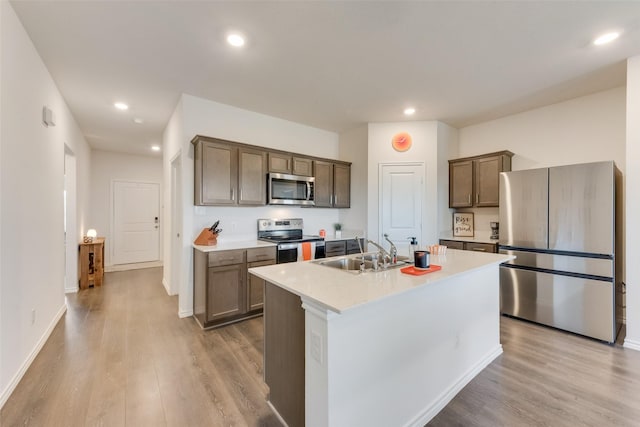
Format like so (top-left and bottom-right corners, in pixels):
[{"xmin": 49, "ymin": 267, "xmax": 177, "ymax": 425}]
[
  {"xmin": 453, "ymin": 212, "xmax": 474, "ymax": 237},
  {"xmin": 391, "ymin": 132, "xmax": 412, "ymax": 152}
]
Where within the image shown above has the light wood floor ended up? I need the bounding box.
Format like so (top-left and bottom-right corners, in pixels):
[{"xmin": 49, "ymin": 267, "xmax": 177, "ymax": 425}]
[{"xmin": 2, "ymin": 267, "xmax": 640, "ymax": 426}]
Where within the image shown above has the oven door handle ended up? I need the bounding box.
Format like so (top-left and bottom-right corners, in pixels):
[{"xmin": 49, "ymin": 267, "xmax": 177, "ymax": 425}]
[
  {"xmin": 279, "ymin": 243, "xmax": 299, "ymax": 250},
  {"xmin": 306, "ymin": 182, "xmax": 312, "ymax": 201}
]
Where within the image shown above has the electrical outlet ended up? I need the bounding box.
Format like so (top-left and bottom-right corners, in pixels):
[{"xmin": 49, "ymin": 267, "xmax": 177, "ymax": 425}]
[
  {"xmin": 31, "ymin": 309, "xmax": 36, "ymax": 325},
  {"xmin": 232, "ymin": 222, "xmax": 237, "ymax": 231},
  {"xmin": 310, "ymin": 330, "xmax": 323, "ymax": 364}
]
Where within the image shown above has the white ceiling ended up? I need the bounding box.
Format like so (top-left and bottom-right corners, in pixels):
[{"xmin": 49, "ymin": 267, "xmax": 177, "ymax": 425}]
[{"xmin": 10, "ymin": 1, "xmax": 640, "ymax": 156}]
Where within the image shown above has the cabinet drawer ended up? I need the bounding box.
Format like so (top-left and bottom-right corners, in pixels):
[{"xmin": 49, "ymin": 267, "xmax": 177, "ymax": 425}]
[
  {"xmin": 325, "ymin": 241, "xmax": 346, "ymax": 256},
  {"xmin": 439, "ymin": 239, "xmax": 465, "ymax": 250},
  {"xmin": 208, "ymin": 250, "xmax": 245, "ymax": 267},
  {"xmin": 247, "ymin": 246, "xmax": 277, "ymax": 263},
  {"xmin": 464, "ymin": 242, "xmax": 497, "ymax": 253}
]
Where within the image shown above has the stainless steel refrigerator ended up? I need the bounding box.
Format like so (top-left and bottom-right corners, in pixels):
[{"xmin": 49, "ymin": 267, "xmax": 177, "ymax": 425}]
[{"xmin": 499, "ymin": 161, "xmax": 622, "ymax": 343}]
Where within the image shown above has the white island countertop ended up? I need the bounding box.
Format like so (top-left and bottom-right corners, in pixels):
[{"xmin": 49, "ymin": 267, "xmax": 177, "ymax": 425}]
[
  {"xmin": 193, "ymin": 240, "xmax": 276, "ymax": 253},
  {"xmin": 250, "ymin": 249, "xmax": 514, "ymax": 313}
]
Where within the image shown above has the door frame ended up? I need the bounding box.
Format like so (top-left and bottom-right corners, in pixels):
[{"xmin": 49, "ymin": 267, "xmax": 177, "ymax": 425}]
[
  {"xmin": 378, "ymin": 162, "xmax": 425, "ymax": 247},
  {"xmin": 110, "ymin": 179, "xmax": 161, "ymax": 266},
  {"xmin": 64, "ymin": 145, "xmax": 78, "ymax": 293},
  {"xmin": 168, "ymin": 152, "xmax": 182, "ymax": 296}
]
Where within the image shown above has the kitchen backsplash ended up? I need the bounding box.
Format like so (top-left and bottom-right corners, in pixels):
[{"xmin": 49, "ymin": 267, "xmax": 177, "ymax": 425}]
[
  {"xmin": 454, "ymin": 207, "xmax": 499, "ymax": 233},
  {"xmin": 192, "ymin": 205, "xmax": 342, "ymax": 242}
]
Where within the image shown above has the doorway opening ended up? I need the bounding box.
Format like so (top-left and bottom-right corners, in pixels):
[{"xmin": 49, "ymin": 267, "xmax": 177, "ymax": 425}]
[
  {"xmin": 64, "ymin": 146, "xmax": 78, "ymax": 293},
  {"xmin": 169, "ymin": 152, "xmax": 182, "ymax": 296}
]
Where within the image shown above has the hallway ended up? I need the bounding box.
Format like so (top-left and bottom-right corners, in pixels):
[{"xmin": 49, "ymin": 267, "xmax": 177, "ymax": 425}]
[{"xmin": 1, "ymin": 268, "xmax": 279, "ymax": 426}]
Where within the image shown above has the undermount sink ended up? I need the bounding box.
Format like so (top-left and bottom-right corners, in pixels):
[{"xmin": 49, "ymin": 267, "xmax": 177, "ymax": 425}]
[{"xmin": 313, "ymin": 253, "xmax": 410, "ymax": 273}]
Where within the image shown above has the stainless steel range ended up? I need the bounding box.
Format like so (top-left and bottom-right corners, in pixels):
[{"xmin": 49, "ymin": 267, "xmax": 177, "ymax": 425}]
[{"xmin": 258, "ymin": 218, "xmax": 325, "ymax": 263}]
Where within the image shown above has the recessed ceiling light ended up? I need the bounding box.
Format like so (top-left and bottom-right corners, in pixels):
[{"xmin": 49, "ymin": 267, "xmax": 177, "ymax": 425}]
[
  {"xmin": 227, "ymin": 33, "xmax": 245, "ymax": 47},
  {"xmin": 114, "ymin": 102, "xmax": 129, "ymax": 111},
  {"xmin": 593, "ymin": 32, "xmax": 620, "ymax": 46},
  {"xmin": 133, "ymin": 118, "xmax": 144, "ymax": 124},
  {"xmin": 404, "ymin": 107, "xmax": 416, "ymax": 115},
  {"xmin": 151, "ymin": 145, "xmax": 161, "ymax": 152}
]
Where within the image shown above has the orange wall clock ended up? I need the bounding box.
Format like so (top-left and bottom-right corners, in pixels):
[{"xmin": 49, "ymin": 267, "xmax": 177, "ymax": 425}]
[{"xmin": 391, "ymin": 132, "xmax": 412, "ymax": 152}]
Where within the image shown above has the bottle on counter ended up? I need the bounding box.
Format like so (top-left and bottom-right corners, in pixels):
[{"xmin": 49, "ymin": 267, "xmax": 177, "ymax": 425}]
[{"xmin": 408, "ymin": 237, "xmax": 419, "ymax": 259}]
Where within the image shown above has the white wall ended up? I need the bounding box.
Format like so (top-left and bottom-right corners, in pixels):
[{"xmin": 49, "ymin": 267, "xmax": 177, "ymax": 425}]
[
  {"xmin": 458, "ymin": 87, "xmax": 626, "ymax": 172},
  {"xmin": 0, "ymin": 1, "xmax": 91, "ymax": 408},
  {"xmin": 367, "ymin": 121, "xmax": 456, "ymax": 249},
  {"xmin": 625, "ymin": 57, "xmax": 640, "ymax": 351},
  {"xmin": 90, "ymin": 149, "xmax": 163, "ymax": 267},
  {"xmin": 338, "ymin": 125, "xmax": 368, "ymax": 235},
  {"xmin": 163, "ymin": 94, "xmax": 340, "ymax": 317}
]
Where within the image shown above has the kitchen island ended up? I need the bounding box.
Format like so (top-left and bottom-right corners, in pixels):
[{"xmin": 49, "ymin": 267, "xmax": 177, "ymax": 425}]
[{"xmin": 249, "ymin": 249, "xmax": 514, "ymax": 427}]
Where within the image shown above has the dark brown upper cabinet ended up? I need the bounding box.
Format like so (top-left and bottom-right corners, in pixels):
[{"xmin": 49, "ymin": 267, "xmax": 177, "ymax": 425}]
[{"xmin": 448, "ymin": 151, "xmax": 513, "ymax": 208}]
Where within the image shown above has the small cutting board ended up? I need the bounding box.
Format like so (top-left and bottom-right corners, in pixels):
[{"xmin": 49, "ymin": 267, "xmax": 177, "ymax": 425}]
[{"xmin": 400, "ymin": 264, "xmax": 442, "ymax": 276}]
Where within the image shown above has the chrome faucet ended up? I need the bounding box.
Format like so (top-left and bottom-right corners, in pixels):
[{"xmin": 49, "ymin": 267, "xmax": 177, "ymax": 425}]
[
  {"xmin": 354, "ymin": 236, "xmax": 366, "ymax": 272},
  {"xmin": 383, "ymin": 233, "xmax": 398, "ymax": 264},
  {"xmin": 367, "ymin": 239, "xmax": 392, "ymax": 268}
]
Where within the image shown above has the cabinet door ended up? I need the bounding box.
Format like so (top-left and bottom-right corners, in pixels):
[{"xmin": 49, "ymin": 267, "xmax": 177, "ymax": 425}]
[
  {"xmin": 207, "ymin": 264, "xmax": 245, "ymax": 323},
  {"xmin": 475, "ymin": 155, "xmax": 503, "ymax": 207},
  {"xmin": 292, "ymin": 157, "xmax": 313, "ymax": 177},
  {"xmin": 268, "ymin": 153, "xmax": 292, "ymax": 174},
  {"xmin": 449, "ymin": 160, "xmax": 473, "ymax": 208},
  {"xmin": 239, "ymin": 148, "xmax": 267, "ymax": 205},
  {"xmin": 196, "ymin": 141, "xmax": 238, "ymax": 205},
  {"xmin": 333, "ymin": 164, "xmax": 351, "ymax": 208},
  {"xmin": 314, "ymin": 161, "xmax": 333, "ymax": 207},
  {"xmin": 247, "ymin": 259, "xmax": 274, "ymax": 311}
]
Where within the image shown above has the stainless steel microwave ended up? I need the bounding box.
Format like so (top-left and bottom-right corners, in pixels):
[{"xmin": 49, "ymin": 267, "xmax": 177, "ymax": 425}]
[{"xmin": 268, "ymin": 173, "xmax": 315, "ymax": 206}]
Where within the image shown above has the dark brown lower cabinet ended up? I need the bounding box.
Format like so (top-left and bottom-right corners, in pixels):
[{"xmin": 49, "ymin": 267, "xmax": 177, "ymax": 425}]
[
  {"xmin": 264, "ymin": 282, "xmax": 305, "ymax": 427},
  {"xmin": 439, "ymin": 239, "xmax": 498, "ymax": 253},
  {"xmin": 193, "ymin": 246, "xmax": 276, "ymax": 329}
]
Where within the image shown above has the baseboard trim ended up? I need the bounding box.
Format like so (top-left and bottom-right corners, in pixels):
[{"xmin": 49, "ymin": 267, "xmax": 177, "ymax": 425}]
[
  {"xmin": 162, "ymin": 277, "xmax": 170, "ymax": 295},
  {"xmin": 179, "ymin": 309, "xmax": 193, "ymax": 318},
  {"xmin": 623, "ymin": 338, "xmax": 640, "ymax": 352},
  {"xmin": 105, "ymin": 260, "xmax": 163, "ymax": 272},
  {"xmin": 0, "ymin": 303, "xmax": 67, "ymax": 410},
  {"xmin": 64, "ymin": 286, "xmax": 78, "ymax": 294},
  {"xmin": 404, "ymin": 344, "xmax": 504, "ymax": 427}
]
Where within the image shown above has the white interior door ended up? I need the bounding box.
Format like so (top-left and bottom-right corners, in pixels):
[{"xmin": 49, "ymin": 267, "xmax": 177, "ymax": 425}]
[
  {"xmin": 113, "ymin": 181, "xmax": 160, "ymax": 265},
  {"xmin": 379, "ymin": 163, "xmax": 424, "ymax": 257}
]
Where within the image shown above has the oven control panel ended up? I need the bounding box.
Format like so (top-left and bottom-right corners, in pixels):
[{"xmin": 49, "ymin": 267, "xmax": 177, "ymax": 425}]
[{"xmin": 258, "ymin": 218, "xmax": 303, "ymax": 232}]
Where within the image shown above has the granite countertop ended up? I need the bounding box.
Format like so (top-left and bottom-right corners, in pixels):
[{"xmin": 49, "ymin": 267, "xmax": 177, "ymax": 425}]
[
  {"xmin": 193, "ymin": 240, "xmax": 276, "ymax": 253},
  {"xmin": 249, "ymin": 249, "xmax": 514, "ymax": 314}
]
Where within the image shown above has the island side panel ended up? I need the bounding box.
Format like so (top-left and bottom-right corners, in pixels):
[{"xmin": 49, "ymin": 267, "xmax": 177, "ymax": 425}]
[
  {"xmin": 264, "ymin": 281, "xmax": 305, "ymax": 427},
  {"xmin": 304, "ymin": 264, "xmax": 502, "ymax": 427}
]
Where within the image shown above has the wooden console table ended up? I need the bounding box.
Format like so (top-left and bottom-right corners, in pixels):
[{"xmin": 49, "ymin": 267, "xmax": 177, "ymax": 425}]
[{"xmin": 79, "ymin": 237, "xmax": 105, "ymax": 289}]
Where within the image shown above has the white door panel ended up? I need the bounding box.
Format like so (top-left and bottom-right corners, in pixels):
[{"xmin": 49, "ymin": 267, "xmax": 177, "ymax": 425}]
[
  {"xmin": 380, "ymin": 164, "xmax": 423, "ymax": 257},
  {"xmin": 113, "ymin": 181, "xmax": 160, "ymax": 264}
]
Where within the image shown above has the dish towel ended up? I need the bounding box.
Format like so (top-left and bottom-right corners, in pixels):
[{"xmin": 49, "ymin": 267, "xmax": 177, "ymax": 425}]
[{"xmin": 298, "ymin": 242, "xmax": 316, "ymax": 261}]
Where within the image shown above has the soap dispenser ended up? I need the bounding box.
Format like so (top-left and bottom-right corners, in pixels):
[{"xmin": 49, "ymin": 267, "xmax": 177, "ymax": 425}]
[{"xmin": 408, "ymin": 237, "xmax": 419, "ymax": 258}]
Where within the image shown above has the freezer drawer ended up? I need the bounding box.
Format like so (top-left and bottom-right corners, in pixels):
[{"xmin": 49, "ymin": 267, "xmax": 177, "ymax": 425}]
[
  {"xmin": 500, "ymin": 266, "xmax": 614, "ymax": 342},
  {"xmin": 499, "ymin": 249, "xmax": 613, "ymax": 278}
]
